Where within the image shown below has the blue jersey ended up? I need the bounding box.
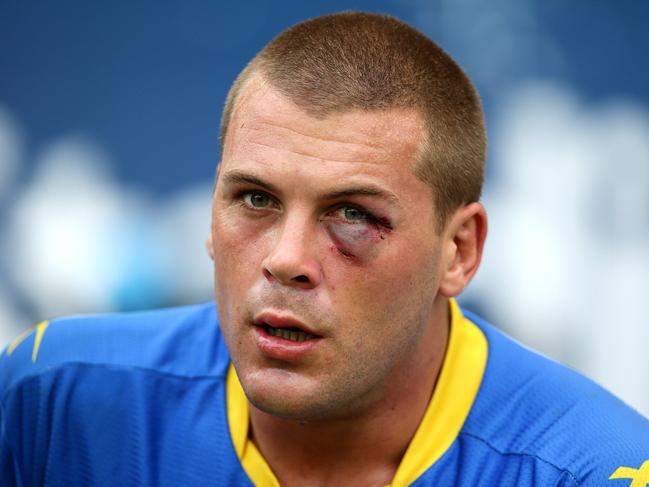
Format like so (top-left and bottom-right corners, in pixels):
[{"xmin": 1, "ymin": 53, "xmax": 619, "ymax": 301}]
[{"xmin": 1, "ymin": 302, "xmax": 648, "ymax": 486}]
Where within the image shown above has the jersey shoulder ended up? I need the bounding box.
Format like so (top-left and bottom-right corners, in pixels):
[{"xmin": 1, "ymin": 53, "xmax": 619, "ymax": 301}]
[
  {"xmin": 462, "ymin": 309, "xmax": 649, "ymax": 485},
  {"xmin": 0, "ymin": 302, "xmax": 229, "ymax": 395}
]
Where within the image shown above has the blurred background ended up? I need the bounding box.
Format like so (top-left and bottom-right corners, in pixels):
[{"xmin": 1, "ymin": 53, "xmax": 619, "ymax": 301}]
[{"xmin": 1, "ymin": 1, "xmax": 648, "ymax": 416}]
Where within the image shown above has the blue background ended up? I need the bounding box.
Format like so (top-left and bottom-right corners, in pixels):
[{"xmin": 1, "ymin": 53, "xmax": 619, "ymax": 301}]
[
  {"xmin": 1, "ymin": 1, "xmax": 648, "ymax": 414},
  {"xmin": 2, "ymin": 1, "xmax": 648, "ymax": 191}
]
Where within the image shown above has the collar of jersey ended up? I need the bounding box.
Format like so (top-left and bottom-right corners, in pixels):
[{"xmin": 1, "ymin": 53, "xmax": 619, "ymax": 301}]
[{"xmin": 226, "ymin": 298, "xmax": 488, "ymax": 486}]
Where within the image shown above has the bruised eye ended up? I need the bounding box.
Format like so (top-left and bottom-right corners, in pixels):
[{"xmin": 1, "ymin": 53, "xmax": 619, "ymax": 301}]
[
  {"xmin": 327, "ymin": 205, "xmax": 381, "ymax": 225},
  {"xmin": 243, "ymin": 192, "xmax": 273, "ymax": 208}
]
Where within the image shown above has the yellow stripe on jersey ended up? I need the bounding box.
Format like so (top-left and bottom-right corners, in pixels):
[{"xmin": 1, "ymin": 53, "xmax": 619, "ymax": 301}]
[
  {"xmin": 31, "ymin": 320, "xmax": 50, "ymax": 363},
  {"xmin": 227, "ymin": 365, "xmax": 280, "ymax": 487},
  {"xmin": 390, "ymin": 298, "xmax": 488, "ymax": 485},
  {"xmin": 6, "ymin": 320, "xmax": 50, "ymax": 360},
  {"xmin": 609, "ymin": 460, "xmax": 649, "ymax": 485},
  {"xmin": 226, "ymin": 298, "xmax": 488, "ymax": 486},
  {"xmin": 7, "ymin": 327, "xmax": 36, "ymax": 356}
]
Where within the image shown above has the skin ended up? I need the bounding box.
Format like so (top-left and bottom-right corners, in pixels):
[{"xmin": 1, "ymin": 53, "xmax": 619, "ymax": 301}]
[{"xmin": 208, "ymin": 75, "xmax": 487, "ymax": 486}]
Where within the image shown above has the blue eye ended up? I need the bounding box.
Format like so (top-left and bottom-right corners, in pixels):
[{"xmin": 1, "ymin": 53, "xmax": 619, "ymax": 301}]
[
  {"xmin": 342, "ymin": 207, "xmax": 367, "ymax": 221},
  {"xmin": 243, "ymin": 192, "xmax": 272, "ymax": 208}
]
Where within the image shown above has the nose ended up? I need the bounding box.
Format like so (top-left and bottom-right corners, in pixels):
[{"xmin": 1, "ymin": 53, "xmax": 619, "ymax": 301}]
[{"xmin": 262, "ymin": 213, "xmax": 322, "ymax": 289}]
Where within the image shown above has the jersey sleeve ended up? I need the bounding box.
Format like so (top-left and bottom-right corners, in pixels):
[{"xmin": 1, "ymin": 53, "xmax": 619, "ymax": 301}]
[
  {"xmin": 0, "ymin": 321, "xmax": 51, "ymax": 487},
  {"xmin": 0, "ymin": 401, "xmax": 20, "ymax": 487}
]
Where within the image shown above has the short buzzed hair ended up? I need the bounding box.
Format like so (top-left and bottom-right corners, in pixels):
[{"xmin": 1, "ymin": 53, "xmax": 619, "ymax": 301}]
[{"xmin": 220, "ymin": 12, "xmax": 486, "ymax": 227}]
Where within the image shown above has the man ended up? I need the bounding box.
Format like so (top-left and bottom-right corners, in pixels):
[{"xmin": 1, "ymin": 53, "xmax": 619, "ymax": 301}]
[{"xmin": 1, "ymin": 12, "xmax": 648, "ymax": 487}]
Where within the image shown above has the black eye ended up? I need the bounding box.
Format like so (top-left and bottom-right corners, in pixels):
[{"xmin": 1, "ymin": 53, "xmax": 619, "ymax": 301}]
[{"xmin": 243, "ymin": 192, "xmax": 272, "ymax": 208}]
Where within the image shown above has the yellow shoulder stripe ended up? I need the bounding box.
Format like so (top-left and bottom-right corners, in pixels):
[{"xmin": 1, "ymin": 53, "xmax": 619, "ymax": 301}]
[
  {"xmin": 7, "ymin": 327, "xmax": 36, "ymax": 356},
  {"xmin": 5, "ymin": 320, "xmax": 50, "ymax": 363},
  {"xmin": 31, "ymin": 321, "xmax": 50, "ymax": 363}
]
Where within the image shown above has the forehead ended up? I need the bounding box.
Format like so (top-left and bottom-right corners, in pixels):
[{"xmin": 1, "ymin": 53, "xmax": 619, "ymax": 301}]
[{"xmin": 222, "ymin": 77, "xmax": 426, "ymax": 173}]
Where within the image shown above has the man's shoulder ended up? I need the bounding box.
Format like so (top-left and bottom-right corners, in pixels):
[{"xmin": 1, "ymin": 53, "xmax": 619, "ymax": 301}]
[
  {"xmin": 0, "ymin": 302, "xmax": 229, "ymax": 395},
  {"xmin": 462, "ymin": 309, "xmax": 649, "ymax": 485},
  {"xmin": 0, "ymin": 305, "xmax": 248, "ymax": 487}
]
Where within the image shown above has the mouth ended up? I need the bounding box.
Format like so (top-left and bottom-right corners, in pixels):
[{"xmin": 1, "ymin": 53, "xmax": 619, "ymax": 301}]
[
  {"xmin": 252, "ymin": 313, "xmax": 323, "ymax": 361},
  {"xmin": 253, "ymin": 312, "xmax": 322, "ymax": 344},
  {"xmin": 263, "ymin": 324, "xmax": 316, "ymax": 342}
]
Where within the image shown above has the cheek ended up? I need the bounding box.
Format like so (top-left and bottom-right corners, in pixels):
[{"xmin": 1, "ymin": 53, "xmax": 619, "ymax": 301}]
[
  {"xmin": 330, "ymin": 242, "xmax": 438, "ymax": 325},
  {"xmin": 212, "ymin": 209, "xmax": 267, "ymax": 258},
  {"xmin": 211, "ymin": 211, "xmax": 269, "ymax": 289},
  {"xmin": 326, "ymin": 222, "xmax": 387, "ymax": 260}
]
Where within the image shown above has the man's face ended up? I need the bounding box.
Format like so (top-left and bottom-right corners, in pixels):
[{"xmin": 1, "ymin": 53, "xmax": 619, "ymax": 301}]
[{"xmin": 210, "ymin": 78, "xmax": 448, "ymax": 420}]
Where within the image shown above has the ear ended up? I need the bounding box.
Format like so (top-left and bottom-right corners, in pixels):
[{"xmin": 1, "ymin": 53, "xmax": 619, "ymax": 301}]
[
  {"xmin": 206, "ymin": 233, "xmax": 215, "ymax": 261},
  {"xmin": 206, "ymin": 164, "xmax": 222, "ymax": 262},
  {"xmin": 214, "ymin": 162, "xmax": 222, "ymax": 183},
  {"xmin": 438, "ymin": 202, "xmax": 488, "ymax": 298}
]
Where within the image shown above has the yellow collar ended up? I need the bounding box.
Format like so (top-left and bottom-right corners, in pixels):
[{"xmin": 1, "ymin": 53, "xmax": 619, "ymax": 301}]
[{"xmin": 226, "ymin": 298, "xmax": 488, "ymax": 486}]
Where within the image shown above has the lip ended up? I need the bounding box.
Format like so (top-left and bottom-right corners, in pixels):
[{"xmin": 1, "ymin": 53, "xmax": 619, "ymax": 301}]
[
  {"xmin": 253, "ymin": 312, "xmax": 319, "ymax": 336},
  {"xmin": 252, "ymin": 312, "xmax": 323, "ymax": 361}
]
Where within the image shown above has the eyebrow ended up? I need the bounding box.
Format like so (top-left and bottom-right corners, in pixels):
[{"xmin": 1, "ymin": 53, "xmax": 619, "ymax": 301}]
[
  {"xmin": 220, "ymin": 169, "xmax": 401, "ymax": 207},
  {"xmin": 324, "ymin": 186, "xmax": 400, "ymax": 206},
  {"xmin": 220, "ymin": 171, "xmax": 280, "ymax": 194}
]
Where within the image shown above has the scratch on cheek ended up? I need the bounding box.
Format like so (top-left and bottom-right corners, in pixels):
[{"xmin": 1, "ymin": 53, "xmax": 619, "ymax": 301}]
[{"xmin": 330, "ymin": 244, "xmax": 355, "ymax": 259}]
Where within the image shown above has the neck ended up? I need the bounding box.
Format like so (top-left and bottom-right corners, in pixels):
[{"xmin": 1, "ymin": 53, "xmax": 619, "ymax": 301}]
[{"xmin": 248, "ymin": 297, "xmax": 450, "ymax": 487}]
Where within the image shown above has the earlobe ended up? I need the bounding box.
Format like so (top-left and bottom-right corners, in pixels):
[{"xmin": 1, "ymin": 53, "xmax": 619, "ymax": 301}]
[
  {"xmin": 206, "ymin": 233, "xmax": 215, "ymax": 261},
  {"xmin": 438, "ymin": 203, "xmax": 487, "ymax": 298}
]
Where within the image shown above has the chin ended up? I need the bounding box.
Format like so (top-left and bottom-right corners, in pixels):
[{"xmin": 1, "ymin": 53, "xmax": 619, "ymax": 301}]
[
  {"xmin": 248, "ymin": 393, "xmax": 319, "ymax": 420},
  {"xmin": 242, "ymin": 369, "xmax": 347, "ymax": 421}
]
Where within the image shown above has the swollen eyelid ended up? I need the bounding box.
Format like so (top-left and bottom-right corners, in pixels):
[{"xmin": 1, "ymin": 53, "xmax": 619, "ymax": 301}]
[{"xmin": 326, "ymin": 219, "xmax": 389, "ymax": 260}]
